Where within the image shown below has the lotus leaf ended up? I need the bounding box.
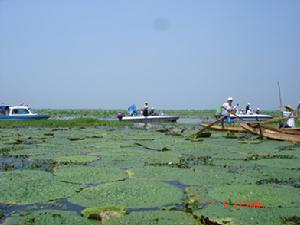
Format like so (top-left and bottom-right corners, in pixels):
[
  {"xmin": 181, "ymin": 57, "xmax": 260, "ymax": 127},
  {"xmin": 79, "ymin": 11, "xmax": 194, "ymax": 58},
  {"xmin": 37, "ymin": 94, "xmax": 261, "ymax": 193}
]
[
  {"xmin": 2, "ymin": 210, "xmax": 96, "ymax": 225},
  {"xmin": 54, "ymin": 155, "xmax": 99, "ymax": 163},
  {"xmin": 0, "ymin": 170, "xmax": 79, "ymax": 204},
  {"xmin": 55, "ymin": 166, "xmax": 126, "ymax": 184},
  {"xmin": 69, "ymin": 179, "xmax": 182, "ymax": 208},
  {"xmin": 208, "ymin": 185, "xmax": 300, "ymax": 207},
  {"xmin": 194, "ymin": 204, "xmax": 300, "ymax": 225},
  {"xmin": 102, "ymin": 211, "xmax": 199, "ymax": 225}
]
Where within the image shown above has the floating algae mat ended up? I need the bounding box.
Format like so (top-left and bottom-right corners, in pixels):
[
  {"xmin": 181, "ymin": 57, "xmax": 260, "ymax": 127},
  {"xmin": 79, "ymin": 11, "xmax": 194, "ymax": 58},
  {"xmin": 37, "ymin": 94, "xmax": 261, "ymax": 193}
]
[{"xmin": 0, "ymin": 123, "xmax": 299, "ymax": 225}]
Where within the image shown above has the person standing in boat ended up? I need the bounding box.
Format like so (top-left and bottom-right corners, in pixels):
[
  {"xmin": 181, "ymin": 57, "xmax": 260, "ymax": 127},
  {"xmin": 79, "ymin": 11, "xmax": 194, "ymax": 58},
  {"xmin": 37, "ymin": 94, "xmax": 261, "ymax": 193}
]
[
  {"xmin": 142, "ymin": 101, "xmax": 149, "ymax": 116},
  {"xmin": 297, "ymin": 101, "xmax": 300, "ymax": 118},
  {"xmin": 245, "ymin": 103, "xmax": 252, "ymax": 114},
  {"xmin": 221, "ymin": 97, "xmax": 236, "ymax": 126},
  {"xmin": 279, "ymin": 105, "xmax": 295, "ymax": 128}
]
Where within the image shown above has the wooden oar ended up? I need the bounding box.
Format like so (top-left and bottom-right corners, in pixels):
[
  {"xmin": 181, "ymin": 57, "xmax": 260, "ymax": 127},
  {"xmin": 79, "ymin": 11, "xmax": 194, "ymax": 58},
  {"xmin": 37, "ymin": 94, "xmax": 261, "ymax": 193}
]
[
  {"xmin": 195, "ymin": 115, "xmax": 225, "ymax": 136},
  {"xmin": 261, "ymin": 117, "xmax": 287, "ymax": 125},
  {"xmin": 232, "ymin": 113, "xmax": 264, "ymax": 139}
]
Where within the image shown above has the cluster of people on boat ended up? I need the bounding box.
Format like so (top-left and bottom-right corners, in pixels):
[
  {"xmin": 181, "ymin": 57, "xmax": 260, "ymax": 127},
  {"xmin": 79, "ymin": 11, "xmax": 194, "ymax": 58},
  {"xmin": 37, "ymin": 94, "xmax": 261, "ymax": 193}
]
[
  {"xmin": 127, "ymin": 101, "xmax": 158, "ymax": 117},
  {"xmin": 218, "ymin": 97, "xmax": 300, "ymax": 128}
]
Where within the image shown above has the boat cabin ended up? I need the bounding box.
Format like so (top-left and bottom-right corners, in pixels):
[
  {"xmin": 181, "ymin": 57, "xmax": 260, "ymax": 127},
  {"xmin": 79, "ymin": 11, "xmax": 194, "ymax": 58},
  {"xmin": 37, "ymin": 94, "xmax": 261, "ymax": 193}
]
[{"xmin": 0, "ymin": 105, "xmax": 37, "ymax": 117}]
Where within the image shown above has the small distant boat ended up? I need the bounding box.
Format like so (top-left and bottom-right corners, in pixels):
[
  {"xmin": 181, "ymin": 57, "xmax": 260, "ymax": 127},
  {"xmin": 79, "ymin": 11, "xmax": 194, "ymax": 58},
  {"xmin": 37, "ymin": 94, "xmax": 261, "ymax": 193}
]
[
  {"xmin": 0, "ymin": 105, "xmax": 49, "ymax": 120},
  {"xmin": 230, "ymin": 114, "xmax": 272, "ymax": 122},
  {"xmin": 117, "ymin": 113, "xmax": 179, "ymax": 123}
]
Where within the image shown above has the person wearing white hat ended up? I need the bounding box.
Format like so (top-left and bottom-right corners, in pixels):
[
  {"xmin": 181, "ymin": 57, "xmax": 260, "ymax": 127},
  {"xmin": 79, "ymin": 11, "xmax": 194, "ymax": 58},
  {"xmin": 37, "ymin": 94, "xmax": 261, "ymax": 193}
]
[{"xmin": 221, "ymin": 97, "xmax": 236, "ymax": 126}]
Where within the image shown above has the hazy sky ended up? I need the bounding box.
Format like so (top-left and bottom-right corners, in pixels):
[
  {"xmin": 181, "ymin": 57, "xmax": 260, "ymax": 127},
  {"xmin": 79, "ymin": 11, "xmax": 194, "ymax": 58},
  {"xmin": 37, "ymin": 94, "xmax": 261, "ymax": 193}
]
[{"xmin": 1, "ymin": 0, "xmax": 299, "ymax": 109}]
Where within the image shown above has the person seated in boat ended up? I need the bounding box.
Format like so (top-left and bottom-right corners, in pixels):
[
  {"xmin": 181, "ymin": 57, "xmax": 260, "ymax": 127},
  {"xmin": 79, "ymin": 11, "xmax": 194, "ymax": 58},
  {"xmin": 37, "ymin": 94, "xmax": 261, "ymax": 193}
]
[
  {"xmin": 279, "ymin": 105, "xmax": 295, "ymax": 128},
  {"xmin": 221, "ymin": 97, "xmax": 236, "ymax": 126},
  {"xmin": 149, "ymin": 107, "xmax": 158, "ymax": 116},
  {"xmin": 142, "ymin": 101, "xmax": 149, "ymax": 116},
  {"xmin": 255, "ymin": 108, "xmax": 261, "ymax": 114}
]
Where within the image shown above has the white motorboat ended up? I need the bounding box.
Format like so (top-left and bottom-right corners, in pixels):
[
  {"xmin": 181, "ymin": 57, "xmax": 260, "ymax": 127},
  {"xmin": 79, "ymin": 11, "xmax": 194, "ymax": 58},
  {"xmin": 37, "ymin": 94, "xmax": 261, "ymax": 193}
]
[
  {"xmin": 230, "ymin": 113, "xmax": 272, "ymax": 122},
  {"xmin": 117, "ymin": 113, "xmax": 179, "ymax": 123}
]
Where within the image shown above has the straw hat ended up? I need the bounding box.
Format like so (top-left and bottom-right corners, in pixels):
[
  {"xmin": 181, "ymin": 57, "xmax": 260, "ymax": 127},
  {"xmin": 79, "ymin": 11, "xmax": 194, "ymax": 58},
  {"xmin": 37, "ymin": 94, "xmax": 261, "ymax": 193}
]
[{"xmin": 285, "ymin": 105, "xmax": 293, "ymax": 110}]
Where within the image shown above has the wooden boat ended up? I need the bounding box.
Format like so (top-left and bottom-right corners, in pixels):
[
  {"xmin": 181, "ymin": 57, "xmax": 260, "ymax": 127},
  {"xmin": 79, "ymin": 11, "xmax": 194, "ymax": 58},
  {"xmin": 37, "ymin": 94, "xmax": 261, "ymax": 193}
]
[
  {"xmin": 240, "ymin": 123, "xmax": 300, "ymax": 142},
  {"xmin": 0, "ymin": 105, "xmax": 49, "ymax": 120},
  {"xmin": 201, "ymin": 123, "xmax": 245, "ymax": 132},
  {"xmin": 261, "ymin": 126, "xmax": 300, "ymax": 135}
]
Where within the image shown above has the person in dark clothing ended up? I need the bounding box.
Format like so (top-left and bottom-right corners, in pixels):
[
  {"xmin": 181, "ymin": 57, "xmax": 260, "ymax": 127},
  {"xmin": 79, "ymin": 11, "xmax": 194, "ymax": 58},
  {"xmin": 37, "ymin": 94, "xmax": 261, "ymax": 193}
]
[{"xmin": 142, "ymin": 101, "xmax": 149, "ymax": 116}]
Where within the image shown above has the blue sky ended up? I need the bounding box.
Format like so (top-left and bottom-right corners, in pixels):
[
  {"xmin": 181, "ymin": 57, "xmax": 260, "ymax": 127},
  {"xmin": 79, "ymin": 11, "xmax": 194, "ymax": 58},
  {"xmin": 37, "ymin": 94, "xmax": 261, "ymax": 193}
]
[{"xmin": 0, "ymin": 0, "xmax": 299, "ymax": 109}]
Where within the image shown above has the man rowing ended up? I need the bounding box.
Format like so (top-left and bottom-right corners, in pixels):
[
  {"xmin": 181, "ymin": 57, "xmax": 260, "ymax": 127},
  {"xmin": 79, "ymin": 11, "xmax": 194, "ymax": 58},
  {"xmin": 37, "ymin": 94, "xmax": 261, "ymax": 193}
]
[{"xmin": 221, "ymin": 97, "xmax": 237, "ymax": 127}]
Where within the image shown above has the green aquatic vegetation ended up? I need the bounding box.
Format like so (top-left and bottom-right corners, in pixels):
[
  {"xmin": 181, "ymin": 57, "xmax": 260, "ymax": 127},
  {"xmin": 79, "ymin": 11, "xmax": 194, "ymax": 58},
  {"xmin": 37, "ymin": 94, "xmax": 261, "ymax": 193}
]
[
  {"xmin": 245, "ymin": 153, "xmax": 297, "ymax": 160},
  {"xmin": 0, "ymin": 170, "xmax": 79, "ymax": 204},
  {"xmin": 184, "ymin": 186, "xmax": 217, "ymax": 210},
  {"xmin": 81, "ymin": 206, "xmax": 126, "ymax": 222},
  {"xmin": 133, "ymin": 166, "xmax": 256, "ymax": 186},
  {"xmin": 0, "ymin": 146, "xmax": 23, "ymax": 156},
  {"xmin": 2, "ymin": 210, "xmax": 96, "ymax": 225},
  {"xmin": 249, "ymin": 159, "xmax": 300, "ymax": 169},
  {"xmin": 55, "ymin": 166, "xmax": 126, "ymax": 184},
  {"xmin": 0, "ymin": 118, "xmax": 130, "ymax": 128},
  {"xmin": 102, "ymin": 211, "xmax": 199, "ymax": 225},
  {"xmin": 36, "ymin": 109, "xmax": 125, "ymax": 119},
  {"xmin": 1, "ymin": 124, "xmax": 300, "ymax": 224},
  {"xmin": 54, "ymin": 155, "xmax": 99, "ymax": 164},
  {"xmin": 69, "ymin": 178, "xmax": 182, "ymax": 208},
  {"xmin": 278, "ymin": 143, "xmax": 300, "ymax": 151},
  {"xmin": 256, "ymin": 177, "xmax": 300, "ymax": 188},
  {"xmin": 194, "ymin": 204, "xmax": 300, "ymax": 225},
  {"xmin": 0, "ymin": 156, "xmax": 58, "ymax": 172},
  {"xmin": 208, "ymin": 185, "xmax": 300, "ymax": 207}
]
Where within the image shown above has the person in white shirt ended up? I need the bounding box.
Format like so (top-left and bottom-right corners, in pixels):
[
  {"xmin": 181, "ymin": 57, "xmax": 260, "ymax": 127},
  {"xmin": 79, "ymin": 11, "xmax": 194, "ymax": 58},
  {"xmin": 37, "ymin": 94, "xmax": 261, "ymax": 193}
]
[
  {"xmin": 221, "ymin": 97, "xmax": 236, "ymax": 126},
  {"xmin": 280, "ymin": 105, "xmax": 295, "ymax": 128}
]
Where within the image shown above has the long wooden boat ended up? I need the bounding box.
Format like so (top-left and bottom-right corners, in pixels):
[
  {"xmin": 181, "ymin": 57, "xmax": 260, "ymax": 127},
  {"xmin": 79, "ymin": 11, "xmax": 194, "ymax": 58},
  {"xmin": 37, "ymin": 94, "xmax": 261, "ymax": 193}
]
[
  {"xmin": 240, "ymin": 123, "xmax": 300, "ymax": 142},
  {"xmin": 201, "ymin": 123, "xmax": 245, "ymax": 132},
  {"xmin": 261, "ymin": 126, "xmax": 300, "ymax": 135}
]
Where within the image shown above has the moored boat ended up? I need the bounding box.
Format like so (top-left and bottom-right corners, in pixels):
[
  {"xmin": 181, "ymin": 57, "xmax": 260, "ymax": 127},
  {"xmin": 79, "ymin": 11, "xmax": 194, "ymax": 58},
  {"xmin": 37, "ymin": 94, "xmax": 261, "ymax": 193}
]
[{"xmin": 0, "ymin": 105, "xmax": 49, "ymax": 120}]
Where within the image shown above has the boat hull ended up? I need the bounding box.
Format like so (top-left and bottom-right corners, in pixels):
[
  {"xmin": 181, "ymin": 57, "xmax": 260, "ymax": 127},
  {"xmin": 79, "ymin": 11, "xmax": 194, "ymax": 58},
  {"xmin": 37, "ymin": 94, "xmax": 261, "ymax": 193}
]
[
  {"xmin": 230, "ymin": 114, "xmax": 272, "ymax": 122},
  {"xmin": 0, "ymin": 115, "xmax": 50, "ymax": 120},
  {"xmin": 241, "ymin": 123, "xmax": 300, "ymax": 142},
  {"xmin": 201, "ymin": 123, "xmax": 246, "ymax": 132},
  {"xmin": 121, "ymin": 115, "xmax": 179, "ymax": 123}
]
